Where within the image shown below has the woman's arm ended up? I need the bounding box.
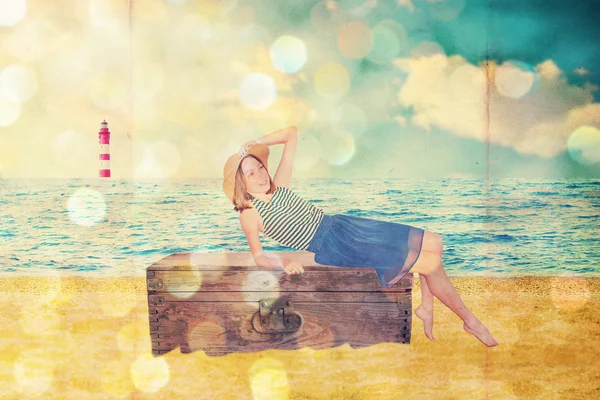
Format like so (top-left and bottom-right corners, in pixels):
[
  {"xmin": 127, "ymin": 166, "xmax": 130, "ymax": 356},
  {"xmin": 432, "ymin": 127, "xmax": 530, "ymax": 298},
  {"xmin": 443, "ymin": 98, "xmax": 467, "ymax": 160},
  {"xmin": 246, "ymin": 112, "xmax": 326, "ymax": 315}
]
[
  {"xmin": 240, "ymin": 210, "xmax": 303, "ymax": 273},
  {"xmin": 256, "ymin": 126, "xmax": 297, "ymax": 147},
  {"xmin": 255, "ymin": 252, "xmax": 297, "ymax": 270},
  {"xmin": 239, "ymin": 126, "xmax": 298, "ymax": 188},
  {"xmin": 238, "ymin": 126, "xmax": 297, "ymax": 158}
]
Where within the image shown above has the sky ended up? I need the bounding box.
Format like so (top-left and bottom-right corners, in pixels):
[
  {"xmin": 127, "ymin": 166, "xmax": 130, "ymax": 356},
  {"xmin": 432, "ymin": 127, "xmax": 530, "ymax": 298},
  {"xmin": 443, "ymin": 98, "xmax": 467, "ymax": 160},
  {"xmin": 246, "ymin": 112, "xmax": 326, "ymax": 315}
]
[{"xmin": 0, "ymin": 0, "xmax": 599, "ymax": 180}]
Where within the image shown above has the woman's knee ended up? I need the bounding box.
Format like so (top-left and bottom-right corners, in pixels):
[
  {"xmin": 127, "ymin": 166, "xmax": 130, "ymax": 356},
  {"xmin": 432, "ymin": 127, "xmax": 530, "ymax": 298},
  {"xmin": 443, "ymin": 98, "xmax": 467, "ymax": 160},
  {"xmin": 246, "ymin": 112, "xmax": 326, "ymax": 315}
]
[
  {"xmin": 409, "ymin": 250, "xmax": 442, "ymax": 276},
  {"xmin": 422, "ymin": 231, "xmax": 443, "ymax": 255}
]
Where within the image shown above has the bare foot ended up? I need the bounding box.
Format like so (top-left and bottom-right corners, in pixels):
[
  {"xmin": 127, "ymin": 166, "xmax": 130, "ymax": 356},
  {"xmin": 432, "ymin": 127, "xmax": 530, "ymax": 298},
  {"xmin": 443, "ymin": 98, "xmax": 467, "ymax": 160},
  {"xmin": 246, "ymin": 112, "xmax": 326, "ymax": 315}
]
[
  {"xmin": 414, "ymin": 305, "xmax": 436, "ymax": 341},
  {"xmin": 463, "ymin": 320, "xmax": 499, "ymax": 347}
]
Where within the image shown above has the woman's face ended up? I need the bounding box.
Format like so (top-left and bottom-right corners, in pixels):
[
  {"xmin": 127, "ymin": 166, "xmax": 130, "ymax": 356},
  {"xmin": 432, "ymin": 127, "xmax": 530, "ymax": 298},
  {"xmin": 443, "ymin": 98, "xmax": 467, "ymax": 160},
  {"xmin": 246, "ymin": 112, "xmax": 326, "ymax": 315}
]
[{"xmin": 241, "ymin": 157, "xmax": 270, "ymax": 193}]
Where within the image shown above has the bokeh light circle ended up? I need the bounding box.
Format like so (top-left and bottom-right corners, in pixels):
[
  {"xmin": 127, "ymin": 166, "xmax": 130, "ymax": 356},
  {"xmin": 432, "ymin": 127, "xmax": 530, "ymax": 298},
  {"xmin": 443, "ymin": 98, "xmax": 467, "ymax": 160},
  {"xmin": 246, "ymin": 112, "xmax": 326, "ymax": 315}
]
[
  {"xmin": 331, "ymin": 103, "xmax": 368, "ymax": 138},
  {"xmin": 67, "ymin": 188, "xmax": 107, "ymax": 227},
  {"xmin": 567, "ymin": 126, "xmax": 600, "ymax": 166},
  {"xmin": 314, "ymin": 62, "xmax": 350, "ymax": 100},
  {"xmin": 338, "ymin": 21, "xmax": 373, "ymax": 59},
  {"xmin": 151, "ymin": 141, "xmax": 181, "ymax": 177},
  {"xmin": 187, "ymin": 321, "xmax": 228, "ymax": 350},
  {"xmin": 495, "ymin": 60, "xmax": 536, "ymax": 99},
  {"xmin": 269, "ymin": 35, "xmax": 307, "ymax": 74},
  {"xmin": 117, "ymin": 321, "xmax": 151, "ymax": 356},
  {"xmin": 0, "ymin": 97, "xmax": 21, "ymax": 127},
  {"xmin": 295, "ymin": 132, "xmax": 323, "ymax": 172},
  {"xmin": 188, "ymin": 251, "xmax": 225, "ymax": 287},
  {"xmin": 240, "ymin": 73, "xmax": 277, "ymax": 110},
  {"xmin": 20, "ymin": 304, "xmax": 61, "ymax": 335},
  {"xmin": 367, "ymin": 21, "xmax": 406, "ymax": 64},
  {"xmin": 0, "ymin": 64, "xmax": 38, "ymax": 103},
  {"xmin": 134, "ymin": 140, "xmax": 182, "ymax": 180},
  {"xmin": 248, "ymin": 357, "xmax": 290, "ymax": 400},
  {"xmin": 130, "ymin": 354, "xmax": 170, "ymax": 393},
  {"xmin": 168, "ymin": 268, "xmax": 202, "ymax": 299},
  {"xmin": 319, "ymin": 129, "xmax": 356, "ymax": 166},
  {"xmin": 241, "ymin": 270, "xmax": 280, "ymax": 305},
  {"xmin": 0, "ymin": 0, "xmax": 26, "ymax": 27},
  {"xmin": 13, "ymin": 348, "xmax": 56, "ymax": 396}
]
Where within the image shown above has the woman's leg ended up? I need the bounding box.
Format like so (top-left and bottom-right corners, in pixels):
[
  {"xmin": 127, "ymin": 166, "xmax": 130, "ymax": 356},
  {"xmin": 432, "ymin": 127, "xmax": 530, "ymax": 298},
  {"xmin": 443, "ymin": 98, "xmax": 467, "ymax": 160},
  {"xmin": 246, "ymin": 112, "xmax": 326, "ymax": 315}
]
[
  {"xmin": 414, "ymin": 230, "xmax": 439, "ymax": 341},
  {"xmin": 415, "ymin": 274, "xmax": 436, "ymax": 341},
  {"xmin": 410, "ymin": 251, "xmax": 499, "ymax": 347}
]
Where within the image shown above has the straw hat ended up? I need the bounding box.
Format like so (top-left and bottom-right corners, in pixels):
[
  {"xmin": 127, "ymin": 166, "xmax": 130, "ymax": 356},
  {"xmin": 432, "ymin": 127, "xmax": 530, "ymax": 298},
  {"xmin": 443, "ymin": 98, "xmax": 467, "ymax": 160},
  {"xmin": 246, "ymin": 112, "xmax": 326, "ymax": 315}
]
[{"xmin": 222, "ymin": 143, "xmax": 270, "ymax": 203}]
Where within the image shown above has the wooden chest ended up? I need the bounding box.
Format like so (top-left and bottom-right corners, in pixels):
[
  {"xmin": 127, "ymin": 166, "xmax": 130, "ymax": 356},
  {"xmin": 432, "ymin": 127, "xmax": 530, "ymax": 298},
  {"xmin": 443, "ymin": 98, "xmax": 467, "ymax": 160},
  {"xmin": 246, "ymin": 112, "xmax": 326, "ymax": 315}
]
[{"xmin": 147, "ymin": 252, "xmax": 414, "ymax": 357}]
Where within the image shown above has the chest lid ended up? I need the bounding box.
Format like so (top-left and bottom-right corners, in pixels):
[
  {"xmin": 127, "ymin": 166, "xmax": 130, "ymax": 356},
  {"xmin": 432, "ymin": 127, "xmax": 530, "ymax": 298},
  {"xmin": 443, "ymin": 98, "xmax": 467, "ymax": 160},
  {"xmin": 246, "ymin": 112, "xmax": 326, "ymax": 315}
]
[{"xmin": 146, "ymin": 252, "xmax": 413, "ymax": 295}]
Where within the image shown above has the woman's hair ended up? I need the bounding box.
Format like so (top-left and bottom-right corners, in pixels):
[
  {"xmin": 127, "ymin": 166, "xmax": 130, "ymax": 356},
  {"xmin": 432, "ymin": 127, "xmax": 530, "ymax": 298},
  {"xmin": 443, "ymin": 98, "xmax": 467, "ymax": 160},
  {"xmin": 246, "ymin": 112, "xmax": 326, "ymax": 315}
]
[{"xmin": 232, "ymin": 155, "xmax": 276, "ymax": 213}]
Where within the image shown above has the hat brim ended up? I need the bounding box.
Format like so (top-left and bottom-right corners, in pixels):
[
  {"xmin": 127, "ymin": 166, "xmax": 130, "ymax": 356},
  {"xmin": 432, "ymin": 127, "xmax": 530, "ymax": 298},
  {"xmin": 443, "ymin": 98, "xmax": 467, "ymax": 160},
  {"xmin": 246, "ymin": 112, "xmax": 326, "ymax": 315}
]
[{"xmin": 222, "ymin": 144, "xmax": 270, "ymax": 203}]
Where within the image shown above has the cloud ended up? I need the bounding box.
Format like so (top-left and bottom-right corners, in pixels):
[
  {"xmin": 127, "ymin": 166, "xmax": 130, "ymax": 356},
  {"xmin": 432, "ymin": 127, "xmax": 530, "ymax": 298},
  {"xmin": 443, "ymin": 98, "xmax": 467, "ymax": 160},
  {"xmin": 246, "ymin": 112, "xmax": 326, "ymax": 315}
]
[{"xmin": 393, "ymin": 55, "xmax": 599, "ymax": 159}]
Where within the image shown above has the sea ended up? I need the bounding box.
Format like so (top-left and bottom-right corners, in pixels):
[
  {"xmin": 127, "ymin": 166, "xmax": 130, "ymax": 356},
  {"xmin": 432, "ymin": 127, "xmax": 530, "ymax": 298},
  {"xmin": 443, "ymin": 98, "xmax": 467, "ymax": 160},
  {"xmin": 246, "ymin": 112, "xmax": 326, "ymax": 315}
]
[{"xmin": 1, "ymin": 178, "xmax": 598, "ymax": 277}]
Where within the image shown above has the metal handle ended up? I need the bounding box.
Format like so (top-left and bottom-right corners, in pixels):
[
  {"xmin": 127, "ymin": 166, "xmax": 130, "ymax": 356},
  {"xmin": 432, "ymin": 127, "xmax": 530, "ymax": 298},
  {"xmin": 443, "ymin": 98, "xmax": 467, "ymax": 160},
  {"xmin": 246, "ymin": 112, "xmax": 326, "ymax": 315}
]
[
  {"xmin": 251, "ymin": 297, "xmax": 303, "ymax": 334},
  {"xmin": 251, "ymin": 311, "xmax": 303, "ymax": 334}
]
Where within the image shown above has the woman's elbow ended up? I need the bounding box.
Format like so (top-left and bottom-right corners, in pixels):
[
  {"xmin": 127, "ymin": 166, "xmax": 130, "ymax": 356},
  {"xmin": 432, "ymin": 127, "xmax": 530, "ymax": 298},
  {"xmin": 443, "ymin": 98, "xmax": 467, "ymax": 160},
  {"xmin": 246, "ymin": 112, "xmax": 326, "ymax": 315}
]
[{"xmin": 252, "ymin": 252, "xmax": 266, "ymax": 267}]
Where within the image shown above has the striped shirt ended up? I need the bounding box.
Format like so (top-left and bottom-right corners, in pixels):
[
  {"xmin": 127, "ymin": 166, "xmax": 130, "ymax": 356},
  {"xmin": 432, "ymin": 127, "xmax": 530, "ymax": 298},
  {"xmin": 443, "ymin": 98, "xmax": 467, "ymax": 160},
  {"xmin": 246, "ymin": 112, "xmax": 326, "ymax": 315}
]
[{"xmin": 252, "ymin": 186, "xmax": 325, "ymax": 251}]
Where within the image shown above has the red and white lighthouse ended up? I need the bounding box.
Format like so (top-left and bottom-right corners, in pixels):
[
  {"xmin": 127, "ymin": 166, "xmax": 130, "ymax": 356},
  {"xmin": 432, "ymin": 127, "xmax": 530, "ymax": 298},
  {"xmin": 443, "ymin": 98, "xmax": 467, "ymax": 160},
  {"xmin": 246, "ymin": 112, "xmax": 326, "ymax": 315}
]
[{"xmin": 98, "ymin": 120, "xmax": 111, "ymax": 178}]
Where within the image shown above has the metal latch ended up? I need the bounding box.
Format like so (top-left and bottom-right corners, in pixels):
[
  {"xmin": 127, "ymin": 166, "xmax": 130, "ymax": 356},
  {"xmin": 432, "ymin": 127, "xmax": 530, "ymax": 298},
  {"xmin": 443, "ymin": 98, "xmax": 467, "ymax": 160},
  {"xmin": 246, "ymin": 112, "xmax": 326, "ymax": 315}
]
[{"xmin": 251, "ymin": 297, "xmax": 303, "ymax": 334}]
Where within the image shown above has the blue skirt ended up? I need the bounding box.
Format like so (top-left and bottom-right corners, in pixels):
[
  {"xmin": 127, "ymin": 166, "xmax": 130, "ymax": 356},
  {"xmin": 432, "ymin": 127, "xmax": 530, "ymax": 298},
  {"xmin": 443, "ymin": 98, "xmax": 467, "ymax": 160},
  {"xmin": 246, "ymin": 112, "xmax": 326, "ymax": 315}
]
[{"xmin": 306, "ymin": 214, "xmax": 424, "ymax": 288}]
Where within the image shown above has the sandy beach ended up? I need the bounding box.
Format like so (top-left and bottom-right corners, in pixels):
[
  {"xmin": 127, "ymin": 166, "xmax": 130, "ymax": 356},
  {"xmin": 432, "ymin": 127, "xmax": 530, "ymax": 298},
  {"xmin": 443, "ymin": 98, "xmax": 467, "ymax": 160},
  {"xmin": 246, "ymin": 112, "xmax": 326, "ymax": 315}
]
[{"xmin": 0, "ymin": 276, "xmax": 598, "ymax": 399}]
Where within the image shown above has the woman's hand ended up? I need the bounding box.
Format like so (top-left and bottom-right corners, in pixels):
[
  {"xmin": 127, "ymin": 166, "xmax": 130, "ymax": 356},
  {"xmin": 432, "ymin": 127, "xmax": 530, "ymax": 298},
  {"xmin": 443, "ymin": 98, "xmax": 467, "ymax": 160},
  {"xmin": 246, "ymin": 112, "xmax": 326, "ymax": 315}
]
[
  {"xmin": 282, "ymin": 261, "xmax": 304, "ymax": 275},
  {"xmin": 239, "ymin": 140, "xmax": 258, "ymax": 158}
]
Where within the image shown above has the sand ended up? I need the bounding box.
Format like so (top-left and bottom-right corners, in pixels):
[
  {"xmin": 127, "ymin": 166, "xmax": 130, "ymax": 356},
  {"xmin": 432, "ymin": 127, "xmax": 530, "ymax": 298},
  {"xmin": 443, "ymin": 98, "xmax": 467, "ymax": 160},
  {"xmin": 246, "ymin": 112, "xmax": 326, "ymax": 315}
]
[{"xmin": 0, "ymin": 276, "xmax": 598, "ymax": 399}]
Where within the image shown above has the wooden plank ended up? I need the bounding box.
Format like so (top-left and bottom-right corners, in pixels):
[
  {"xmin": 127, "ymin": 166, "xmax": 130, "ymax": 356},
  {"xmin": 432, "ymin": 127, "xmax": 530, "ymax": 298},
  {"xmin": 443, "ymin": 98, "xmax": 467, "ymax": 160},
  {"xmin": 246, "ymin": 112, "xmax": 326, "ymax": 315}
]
[
  {"xmin": 148, "ymin": 291, "xmax": 411, "ymax": 303},
  {"xmin": 148, "ymin": 252, "xmax": 318, "ymax": 270},
  {"xmin": 148, "ymin": 265, "xmax": 409, "ymax": 272},
  {"xmin": 147, "ymin": 252, "xmax": 418, "ymax": 274},
  {"xmin": 150, "ymin": 301, "xmax": 412, "ymax": 356},
  {"xmin": 148, "ymin": 270, "xmax": 413, "ymax": 292}
]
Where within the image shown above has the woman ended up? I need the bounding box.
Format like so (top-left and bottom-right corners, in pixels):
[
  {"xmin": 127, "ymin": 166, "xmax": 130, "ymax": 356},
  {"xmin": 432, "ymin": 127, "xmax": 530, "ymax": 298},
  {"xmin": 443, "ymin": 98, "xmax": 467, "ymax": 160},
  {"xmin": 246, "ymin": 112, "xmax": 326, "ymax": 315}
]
[{"xmin": 222, "ymin": 126, "xmax": 499, "ymax": 347}]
